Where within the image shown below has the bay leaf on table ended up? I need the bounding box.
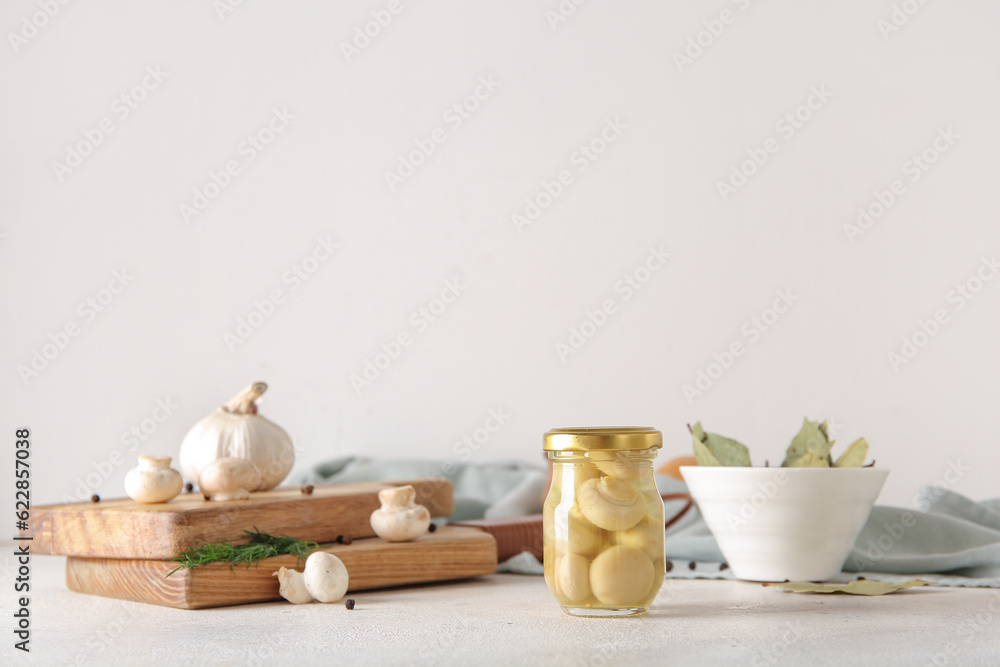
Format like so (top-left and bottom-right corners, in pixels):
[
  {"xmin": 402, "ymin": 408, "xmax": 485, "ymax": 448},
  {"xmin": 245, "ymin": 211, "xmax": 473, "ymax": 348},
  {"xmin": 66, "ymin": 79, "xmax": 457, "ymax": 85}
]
[
  {"xmin": 763, "ymin": 579, "xmax": 930, "ymax": 596},
  {"xmin": 691, "ymin": 422, "xmax": 751, "ymax": 466}
]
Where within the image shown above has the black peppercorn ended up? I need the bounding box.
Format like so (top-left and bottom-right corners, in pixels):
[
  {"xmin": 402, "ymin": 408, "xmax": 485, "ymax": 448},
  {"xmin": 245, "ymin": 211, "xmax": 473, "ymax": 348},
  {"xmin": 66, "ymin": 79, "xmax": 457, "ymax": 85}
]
[
  {"xmin": 342, "ymin": 534, "xmax": 353, "ymax": 545},
  {"xmin": 345, "ymin": 598, "xmax": 355, "ymax": 610},
  {"xmin": 301, "ymin": 485, "xmax": 314, "ymax": 495},
  {"xmin": 184, "ymin": 483, "xmax": 194, "ymax": 493},
  {"xmin": 428, "ymin": 523, "xmax": 437, "ymax": 533},
  {"xmin": 90, "ymin": 494, "xmax": 100, "ymax": 503}
]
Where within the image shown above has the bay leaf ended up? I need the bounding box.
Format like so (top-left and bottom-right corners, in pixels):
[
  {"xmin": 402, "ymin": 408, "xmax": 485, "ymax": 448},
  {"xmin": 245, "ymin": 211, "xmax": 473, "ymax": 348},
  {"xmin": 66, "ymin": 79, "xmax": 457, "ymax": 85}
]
[
  {"xmin": 781, "ymin": 417, "xmax": 833, "ymax": 467},
  {"xmin": 788, "ymin": 453, "xmax": 830, "ymax": 468},
  {"xmin": 764, "ymin": 579, "xmax": 930, "ymax": 596},
  {"xmin": 691, "ymin": 421, "xmax": 751, "ymax": 467},
  {"xmin": 818, "ymin": 421, "xmax": 830, "ymax": 441},
  {"xmin": 693, "ymin": 437, "xmax": 721, "ymax": 466},
  {"xmin": 834, "ymin": 437, "xmax": 869, "ymax": 468}
]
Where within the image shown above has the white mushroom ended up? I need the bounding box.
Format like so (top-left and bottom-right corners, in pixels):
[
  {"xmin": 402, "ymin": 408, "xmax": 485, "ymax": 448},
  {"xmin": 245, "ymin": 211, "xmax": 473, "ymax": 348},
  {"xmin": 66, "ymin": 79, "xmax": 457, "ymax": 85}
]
[
  {"xmin": 558, "ymin": 505, "xmax": 605, "ymax": 558},
  {"xmin": 197, "ymin": 457, "xmax": 262, "ymax": 501},
  {"xmin": 303, "ymin": 552, "xmax": 349, "ymax": 603},
  {"xmin": 576, "ymin": 477, "xmax": 646, "ymax": 531},
  {"xmin": 370, "ymin": 485, "xmax": 431, "ymax": 542},
  {"xmin": 614, "ymin": 517, "xmax": 660, "ymax": 558},
  {"xmin": 593, "ymin": 453, "xmax": 642, "ymax": 481},
  {"xmin": 273, "ymin": 567, "xmax": 313, "ymax": 604},
  {"xmin": 124, "ymin": 455, "xmax": 184, "ymax": 504},
  {"xmin": 589, "ymin": 545, "xmax": 655, "ymax": 606},
  {"xmin": 555, "ymin": 553, "xmax": 592, "ymax": 602}
]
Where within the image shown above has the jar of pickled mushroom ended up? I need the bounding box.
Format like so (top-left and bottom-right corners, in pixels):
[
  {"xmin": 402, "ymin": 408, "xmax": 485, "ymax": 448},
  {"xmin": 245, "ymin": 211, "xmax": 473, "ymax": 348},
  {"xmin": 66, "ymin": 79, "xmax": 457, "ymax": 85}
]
[{"xmin": 543, "ymin": 427, "xmax": 665, "ymax": 617}]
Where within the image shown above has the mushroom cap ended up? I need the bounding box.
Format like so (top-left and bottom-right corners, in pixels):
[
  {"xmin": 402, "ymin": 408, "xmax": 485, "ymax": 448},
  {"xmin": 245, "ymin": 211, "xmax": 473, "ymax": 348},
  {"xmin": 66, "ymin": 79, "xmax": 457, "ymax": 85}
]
[
  {"xmin": 589, "ymin": 545, "xmax": 655, "ymax": 606},
  {"xmin": 593, "ymin": 455, "xmax": 642, "ymax": 481},
  {"xmin": 370, "ymin": 505, "xmax": 431, "ymax": 542},
  {"xmin": 576, "ymin": 477, "xmax": 646, "ymax": 531},
  {"xmin": 555, "ymin": 553, "xmax": 592, "ymax": 602},
  {"xmin": 613, "ymin": 517, "xmax": 660, "ymax": 558},
  {"xmin": 303, "ymin": 552, "xmax": 349, "ymax": 603},
  {"xmin": 198, "ymin": 457, "xmax": 262, "ymax": 500},
  {"xmin": 124, "ymin": 456, "xmax": 183, "ymax": 504},
  {"xmin": 557, "ymin": 505, "xmax": 605, "ymax": 558}
]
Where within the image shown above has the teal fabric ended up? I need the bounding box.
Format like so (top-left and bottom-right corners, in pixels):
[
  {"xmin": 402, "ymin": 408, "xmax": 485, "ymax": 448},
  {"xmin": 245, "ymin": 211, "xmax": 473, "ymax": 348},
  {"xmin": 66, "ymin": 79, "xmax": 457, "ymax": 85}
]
[
  {"xmin": 656, "ymin": 476, "xmax": 1000, "ymax": 587},
  {"xmin": 306, "ymin": 459, "xmax": 1000, "ymax": 586},
  {"xmin": 302, "ymin": 457, "xmax": 546, "ymax": 522}
]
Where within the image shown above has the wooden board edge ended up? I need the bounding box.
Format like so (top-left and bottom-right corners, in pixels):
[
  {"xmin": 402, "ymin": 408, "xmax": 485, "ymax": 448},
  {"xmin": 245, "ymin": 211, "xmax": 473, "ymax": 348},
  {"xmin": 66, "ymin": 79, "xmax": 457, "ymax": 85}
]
[
  {"xmin": 66, "ymin": 527, "xmax": 498, "ymax": 610},
  {"xmin": 32, "ymin": 477, "xmax": 454, "ymax": 559}
]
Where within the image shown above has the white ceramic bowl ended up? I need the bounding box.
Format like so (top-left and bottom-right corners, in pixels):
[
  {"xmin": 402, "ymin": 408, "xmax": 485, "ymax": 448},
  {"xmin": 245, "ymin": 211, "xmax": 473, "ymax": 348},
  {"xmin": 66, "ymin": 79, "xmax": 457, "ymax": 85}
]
[{"xmin": 680, "ymin": 466, "xmax": 889, "ymax": 582}]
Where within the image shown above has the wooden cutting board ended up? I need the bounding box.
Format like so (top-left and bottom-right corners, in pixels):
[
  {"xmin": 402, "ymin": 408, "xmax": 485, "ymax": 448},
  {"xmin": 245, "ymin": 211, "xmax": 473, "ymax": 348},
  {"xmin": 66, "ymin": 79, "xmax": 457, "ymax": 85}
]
[
  {"xmin": 66, "ymin": 526, "xmax": 497, "ymax": 609},
  {"xmin": 27, "ymin": 479, "xmax": 452, "ymax": 560}
]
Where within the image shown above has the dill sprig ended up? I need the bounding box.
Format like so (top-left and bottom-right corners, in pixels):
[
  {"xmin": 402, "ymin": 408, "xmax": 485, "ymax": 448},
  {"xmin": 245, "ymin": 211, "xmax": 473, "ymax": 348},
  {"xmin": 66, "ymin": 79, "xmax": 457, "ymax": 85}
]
[{"xmin": 167, "ymin": 528, "xmax": 319, "ymax": 577}]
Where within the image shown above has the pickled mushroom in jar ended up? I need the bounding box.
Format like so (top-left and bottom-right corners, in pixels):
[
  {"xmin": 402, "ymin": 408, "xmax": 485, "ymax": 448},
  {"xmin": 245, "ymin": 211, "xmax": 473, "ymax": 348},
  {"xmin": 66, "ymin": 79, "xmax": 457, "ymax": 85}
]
[
  {"xmin": 577, "ymin": 477, "xmax": 646, "ymax": 531},
  {"xmin": 589, "ymin": 545, "xmax": 655, "ymax": 606},
  {"xmin": 555, "ymin": 553, "xmax": 592, "ymax": 602}
]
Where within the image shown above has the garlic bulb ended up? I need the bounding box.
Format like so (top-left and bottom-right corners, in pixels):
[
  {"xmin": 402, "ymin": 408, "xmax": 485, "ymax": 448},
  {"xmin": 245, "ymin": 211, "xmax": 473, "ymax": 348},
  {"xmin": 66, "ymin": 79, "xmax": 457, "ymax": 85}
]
[
  {"xmin": 179, "ymin": 382, "xmax": 294, "ymax": 492},
  {"xmin": 198, "ymin": 457, "xmax": 262, "ymax": 501}
]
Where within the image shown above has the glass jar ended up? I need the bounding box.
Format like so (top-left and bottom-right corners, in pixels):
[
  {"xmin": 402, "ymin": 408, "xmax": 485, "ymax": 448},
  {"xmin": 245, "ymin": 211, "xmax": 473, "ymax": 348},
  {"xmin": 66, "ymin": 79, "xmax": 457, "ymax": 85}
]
[{"xmin": 543, "ymin": 427, "xmax": 665, "ymax": 617}]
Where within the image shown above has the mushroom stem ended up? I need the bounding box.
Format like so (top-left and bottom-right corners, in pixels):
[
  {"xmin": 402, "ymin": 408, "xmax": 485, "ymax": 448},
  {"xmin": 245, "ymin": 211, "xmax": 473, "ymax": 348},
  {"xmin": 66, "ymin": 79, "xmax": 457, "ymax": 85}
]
[{"xmin": 223, "ymin": 382, "xmax": 268, "ymax": 414}]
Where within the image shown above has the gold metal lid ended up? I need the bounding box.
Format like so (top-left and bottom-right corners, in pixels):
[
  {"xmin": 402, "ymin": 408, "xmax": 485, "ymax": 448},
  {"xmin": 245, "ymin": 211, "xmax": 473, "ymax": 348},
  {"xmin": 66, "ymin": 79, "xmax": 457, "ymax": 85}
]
[{"xmin": 543, "ymin": 427, "xmax": 662, "ymax": 452}]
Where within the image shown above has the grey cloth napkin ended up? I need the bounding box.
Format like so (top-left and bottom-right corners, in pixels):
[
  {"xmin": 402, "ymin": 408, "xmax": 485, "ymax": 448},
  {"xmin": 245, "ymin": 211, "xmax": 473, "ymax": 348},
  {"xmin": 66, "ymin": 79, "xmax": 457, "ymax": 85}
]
[{"xmin": 305, "ymin": 459, "xmax": 1000, "ymax": 587}]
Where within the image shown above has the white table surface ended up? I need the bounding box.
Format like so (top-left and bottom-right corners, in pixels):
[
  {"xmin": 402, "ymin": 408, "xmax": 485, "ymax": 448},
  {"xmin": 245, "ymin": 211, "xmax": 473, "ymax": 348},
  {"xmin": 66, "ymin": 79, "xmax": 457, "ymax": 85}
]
[{"xmin": 9, "ymin": 556, "xmax": 1000, "ymax": 666}]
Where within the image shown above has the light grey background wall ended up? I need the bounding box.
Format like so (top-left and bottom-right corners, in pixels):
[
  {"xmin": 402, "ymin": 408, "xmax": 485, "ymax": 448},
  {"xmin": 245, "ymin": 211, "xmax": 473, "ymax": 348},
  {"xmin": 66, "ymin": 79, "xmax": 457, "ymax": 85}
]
[{"xmin": 2, "ymin": 0, "xmax": 998, "ymax": 508}]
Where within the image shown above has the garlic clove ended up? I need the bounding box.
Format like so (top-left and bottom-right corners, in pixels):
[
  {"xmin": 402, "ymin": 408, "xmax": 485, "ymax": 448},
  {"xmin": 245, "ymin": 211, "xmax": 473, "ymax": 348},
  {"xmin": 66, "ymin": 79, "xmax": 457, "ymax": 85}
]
[
  {"xmin": 274, "ymin": 567, "xmax": 313, "ymax": 604},
  {"xmin": 198, "ymin": 457, "xmax": 261, "ymax": 501},
  {"xmin": 370, "ymin": 485, "xmax": 431, "ymax": 542},
  {"xmin": 576, "ymin": 477, "xmax": 646, "ymax": 531},
  {"xmin": 589, "ymin": 545, "xmax": 655, "ymax": 607},
  {"xmin": 303, "ymin": 552, "xmax": 349, "ymax": 603}
]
